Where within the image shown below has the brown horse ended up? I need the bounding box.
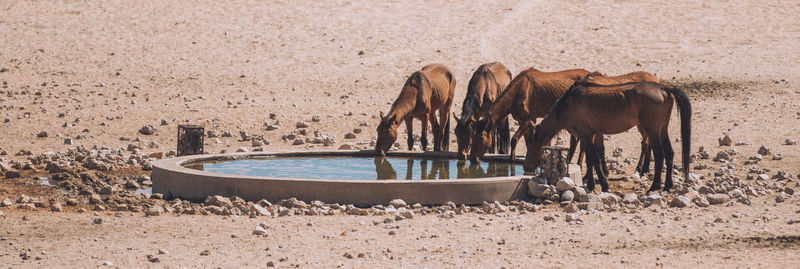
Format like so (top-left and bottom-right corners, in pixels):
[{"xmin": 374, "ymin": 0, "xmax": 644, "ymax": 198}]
[
  {"xmin": 375, "ymin": 63, "xmax": 456, "ymax": 155},
  {"xmin": 453, "ymin": 62, "xmax": 513, "ymax": 160},
  {"xmin": 469, "ymin": 68, "xmax": 589, "ymax": 162},
  {"xmin": 525, "ymin": 81, "xmax": 691, "ymax": 193},
  {"xmin": 509, "ymin": 71, "xmax": 661, "ymax": 175}
]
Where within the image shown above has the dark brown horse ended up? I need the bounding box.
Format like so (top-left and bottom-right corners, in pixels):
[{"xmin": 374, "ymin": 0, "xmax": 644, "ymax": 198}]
[
  {"xmin": 454, "ymin": 62, "xmax": 512, "ymax": 160},
  {"xmin": 509, "ymin": 71, "xmax": 661, "ymax": 175},
  {"xmin": 469, "ymin": 68, "xmax": 589, "ymax": 162},
  {"xmin": 525, "ymin": 81, "xmax": 691, "ymax": 193},
  {"xmin": 376, "ymin": 64, "xmax": 456, "ymax": 155}
]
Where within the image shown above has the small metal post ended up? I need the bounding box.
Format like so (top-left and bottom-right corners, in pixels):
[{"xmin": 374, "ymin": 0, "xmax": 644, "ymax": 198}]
[{"xmin": 177, "ymin": 125, "xmax": 204, "ymax": 156}]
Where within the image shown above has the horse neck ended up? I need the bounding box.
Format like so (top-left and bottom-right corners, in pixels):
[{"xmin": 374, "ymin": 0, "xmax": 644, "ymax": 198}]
[
  {"xmin": 388, "ymin": 90, "xmax": 417, "ymax": 122},
  {"xmin": 536, "ymin": 107, "xmax": 564, "ymax": 145},
  {"xmin": 484, "ymin": 85, "xmax": 514, "ymax": 131}
]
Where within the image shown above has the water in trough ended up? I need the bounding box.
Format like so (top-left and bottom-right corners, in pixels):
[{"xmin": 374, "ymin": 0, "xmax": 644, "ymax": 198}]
[{"xmin": 185, "ymin": 156, "xmax": 523, "ymax": 180}]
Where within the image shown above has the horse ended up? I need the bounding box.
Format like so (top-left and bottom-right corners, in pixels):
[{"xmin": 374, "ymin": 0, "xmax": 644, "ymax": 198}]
[
  {"xmin": 509, "ymin": 71, "xmax": 661, "ymax": 176},
  {"xmin": 453, "ymin": 62, "xmax": 513, "ymax": 160},
  {"xmin": 468, "ymin": 68, "xmax": 589, "ymax": 163},
  {"xmin": 524, "ymin": 81, "xmax": 691, "ymax": 193},
  {"xmin": 375, "ymin": 63, "xmax": 456, "ymax": 155}
]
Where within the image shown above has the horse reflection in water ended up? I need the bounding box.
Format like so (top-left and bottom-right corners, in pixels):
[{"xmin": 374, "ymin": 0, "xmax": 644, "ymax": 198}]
[
  {"xmin": 374, "ymin": 157, "xmax": 516, "ymax": 180},
  {"xmin": 456, "ymin": 161, "xmax": 516, "ymax": 178},
  {"xmin": 374, "ymin": 157, "xmax": 398, "ymax": 180}
]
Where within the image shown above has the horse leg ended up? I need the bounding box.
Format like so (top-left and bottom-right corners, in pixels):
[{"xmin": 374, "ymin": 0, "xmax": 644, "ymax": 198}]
[
  {"xmin": 590, "ymin": 137, "xmax": 610, "ymax": 192},
  {"xmin": 567, "ymin": 135, "xmax": 578, "ymax": 163},
  {"xmin": 635, "ymin": 138, "xmax": 649, "ymax": 176},
  {"xmin": 440, "ymin": 101, "xmax": 452, "ymax": 152},
  {"xmin": 647, "ymin": 133, "xmax": 665, "ymax": 193},
  {"xmin": 661, "ymin": 131, "xmax": 675, "ymax": 191},
  {"xmin": 428, "ymin": 112, "xmax": 441, "ymax": 151},
  {"xmin": 405, "ymin": 117, "xmax": 414, "ymax": 150},
  {"xmin": 498, "ymin": 117, "xmax": 511, "ymax": 154},
  {"xmin": 580, "ymin": 137, "xmax": 596, "ymax": 192},
  {"xmin": 596, "ymin": 135, "xmax": 609, "ymax": 178},
  {"xmin": 490, "ymin": 128, "xmax": 497, "ymax": 154},
  {"xmin": 642, "ymin": 141, "xmax": 652, "ymax": 174},
  {"xmin": 421, "ymin": 115, "xmax": 429, "ymax": 151}
]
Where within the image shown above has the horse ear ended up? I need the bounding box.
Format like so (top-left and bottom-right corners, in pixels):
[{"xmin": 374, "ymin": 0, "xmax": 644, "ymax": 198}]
[
  {"xmin": 388, "ymin": 114, "xmax": 398, "ymax": 125},
  {"xmin": 452, "ymin": 112, "xmax": 460, "ymax": 122},
  {"xmin": 379, "ymin": 111, "xmax": 386, "ymax": 119}
]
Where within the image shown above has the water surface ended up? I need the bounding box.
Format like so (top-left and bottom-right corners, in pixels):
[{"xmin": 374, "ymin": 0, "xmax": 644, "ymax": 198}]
[{"xmin": 186, "ymin": 156, "xmax": 523, "ymax": 180}]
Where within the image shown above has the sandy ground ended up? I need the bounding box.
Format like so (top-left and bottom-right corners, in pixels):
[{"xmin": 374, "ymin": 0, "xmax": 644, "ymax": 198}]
[{"xmin": 2, "ymin": 0, "xmax": 800, "ymax": 267}]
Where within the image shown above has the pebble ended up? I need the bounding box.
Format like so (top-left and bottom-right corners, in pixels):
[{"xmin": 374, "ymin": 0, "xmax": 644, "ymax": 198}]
[
  {"xmin": 200, "ymin": 250, "xmax": 211, "ymax": 256},
  {"xmin": 706, "ymin": 193, "xmax": 731, "ymax": 205},
  {"xmin": 338, "ymin": 143, "xmax": 355, "ymax": 150},
  {"xmin": 296, "ymin": 121, "xmax": 310, "ymax": 129},
  {"xmin": 560, "ymin": 190, "xmax": 574, "ymax": 202},
  {"xmin": 292, "ymin": 138, "xmax": 305, "ymax": 145},
  {"xmin": 555, "ymin": 177, "xmax": 575, "ymax": 192},
  {"xmin": 344, "ymin": 133, "xmax": 356, "ymax": 139},
  {"xmin": 622, "ymin": 193, "xmax": 638, "ymax": 204},
  {"xmin": 50, "ymin": 202, "xmax": 63, "ymax": 212},
  {"xmin": 93, "ymin": 218, "xmax": 103, "ymax": 224},
  {"xmin": 718, "ymin": 134, "xmax": 732, "ymax": 146},
  {"xmin": 757, "ymin": 145, "xmax": 771, "ymax": 155},
  {"xmin": 253, "ymin": 225, "xmax": 268, "ymax": 236},
  {"xmin": 1, "ymin": 198, "xmax": 12, "ymax": 207},
  {"xmin": 139, "ymin": 125, "xmax": 156, "ymax": 135},
  {"xmin": 146, "ymin": 254, "xmax": 160, "ymax": 263},
  {"xmin": 389, "ymin": 199, "xmax": 407, "ymax": 208},
  {"xmin": 783, "ymin": 138, "xmax": 796, "ymax": 145},
  {"xmin": 670, "ymin": 196, "xmax": 691, "ymax": 208},
  {"xmin": 37, "ymin": 131, "xmax": 49, "ymax": 138}
]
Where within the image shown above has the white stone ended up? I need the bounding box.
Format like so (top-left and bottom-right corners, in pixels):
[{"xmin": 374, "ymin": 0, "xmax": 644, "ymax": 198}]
[
  {"xmin": 555, "ymin": 177, "xmax": 576, "ymax": 192},
  {"xmin": 389, "ymin": 199, "xmax": 407, "ymax": 208}
]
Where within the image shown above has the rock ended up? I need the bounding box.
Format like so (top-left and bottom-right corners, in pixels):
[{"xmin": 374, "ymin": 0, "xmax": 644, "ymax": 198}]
[
  {"xmin": 139, "ymin": 125, "xmax": 156, "ymax": 135},
  {"xmin": 146, "ymin": 254, "xmax": 160, "ymax": 263},
  {"xmin": 527, "ymin": 181, "xmax": 554, "ymax": 199},
  {"xmin": 253, "ymin": 225, "xmax": 268, "ymax": 236},
  {"xmin": 292, "ymin": 138, "xmax": 305, "ymax": 145},
  {"xmin": 50, "ymin": 202, "xmax": 63, "ymax": 212},
  {"xmin": 670, "ymin": 196, "xmax": 691, "ymax": 208},
  {"xmin": 644, "ymin": 193, "xmax": 666, "ymax": 208},
  {"xmin": 296, "ymin": 121, "xmax": 310, "ymax": 129},
  {"xmin": 718, "ymin": 134, "xmax": 732, "ymax": 146},
  {"xmin": 93, "ymin": 218, "xmax": 103, "ymax": 224},
  {"xmin": 37, "ymin": 131, "xmax": 49, "ymax": 138},
  {"xmin": 622, "ymin": 193, "xmax": 638, "ymax": 204},
  {"xmin": 64, "ymin": 138, "xmax": 73, "ymax": 145},
  {"xmin": 344, "ymin": 133, "xmax": 356, "ymax": 139},
  {"xmin": 597, "ymin": 192, "xmax": 620, "ymax": 206},
  {"xmin": 250, "ymin": 204, "xmax": 271, "ymax": 216},
  {"xmin": 565, "ymin": 213, "xmax": 581, "ymax": 222},
  {"xmin": 757, "ymin": 174, "xmax": 769, "ymax": 180},
  {"xmin": 776, "ymin": 195, "xmax": 786, "ymax": 203},
  {"xmin": 555, "ymin": 177, "xmax": 576, "ymax": 192},
  {"xmin": 200, "ymin": 250, "xmax": 211, "ymax": 256},
  {"xmin": 0, "ymin": 199, "xmax": 12, "ymax": 207},
  {"xmin": 145, "ymin": 206, "xmax": 163, "ymax": 216},
  {"xmin": 785, "ymin": 187, "xmax": 795, "ymax": 196},
  {"xmin": 239, "ymin": 131, "xmax": 251, "ymax": 141},
  {"xmin": 397, "ymin": 208, "xmax": 414, "ymax": 219},
  {"xmin": 389, "ymin": 199, "xmax": 407, "ymax": 208},
  {"xmin": 573, "ymin": 187, "xmax": 588, "ymax": 202},
  {"xmin": 564, "ymin": 203, "xmax": 579, "ymax": 213},
  {"xmin": 560, "ymin": 190, "xmax": 575, "ymax": 202},
  {"xmin": 204, "ymin": 195, "xmax": 233, "ymax": 208},
  {"xmin": 4, "ymin": 170, "xmax": 21, "ymax": 179},
  {"xmin": 338, "ymin": 143, "xmax": 355, "ymax": 150},
  {"xmin": 783, "ymin": 138, "xmax": 796, "ymax": 145},
  {"xmin": 758, "ymin": 146, "xmax": 772, "ymax": 155},
  {"xmin": 706, "ymin": 193, "xmax": 731, "ymax": 205}
]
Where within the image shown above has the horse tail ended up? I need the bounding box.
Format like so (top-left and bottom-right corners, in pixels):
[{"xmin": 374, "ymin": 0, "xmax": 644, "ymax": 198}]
[{"xmin": 666, "ymin": 86, "xmax": 692, "ymax": 178}]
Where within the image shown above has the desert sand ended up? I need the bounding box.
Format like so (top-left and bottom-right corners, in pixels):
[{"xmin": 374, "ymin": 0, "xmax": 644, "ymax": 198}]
[{"xmin": 1, "ymin": 0, "xmax": 799, "ymax": 267}]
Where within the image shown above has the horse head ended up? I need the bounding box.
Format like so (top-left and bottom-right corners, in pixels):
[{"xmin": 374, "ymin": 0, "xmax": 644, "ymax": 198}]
[
  {"xmin": 468, "ymin": 118, "xmax": 493, "ymax": 162},
  {"xmin": 375, "ymin": 111, "xmax": 399, "ymax": 156},
  {"xmin": 453, "ymin": 112, "xmax": 477, "ymax": 160},
  {"xmin": 523, "ymin": 124, "xmax": 545, "ymax": 172}
]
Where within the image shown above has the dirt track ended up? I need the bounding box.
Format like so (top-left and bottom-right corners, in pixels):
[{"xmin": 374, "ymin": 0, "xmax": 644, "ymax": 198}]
[{"xmin": 2, "ymin": 0, "xmax": 800, "ymax": 267}]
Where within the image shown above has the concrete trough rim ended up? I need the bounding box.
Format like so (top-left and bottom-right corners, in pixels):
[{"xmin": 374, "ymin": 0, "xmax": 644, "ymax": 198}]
[{"xmin": 151, "ymin": 150, "xmax": 533, "ymax": 205}]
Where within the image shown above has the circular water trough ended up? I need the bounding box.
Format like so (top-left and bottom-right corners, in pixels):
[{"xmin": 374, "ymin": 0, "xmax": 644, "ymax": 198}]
[{"xmin": 151, "ymin": 150, "xmax": 547, "ymax": 206}]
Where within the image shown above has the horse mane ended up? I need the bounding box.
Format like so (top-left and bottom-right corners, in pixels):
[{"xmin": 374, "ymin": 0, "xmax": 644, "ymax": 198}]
[{"xmin": 461, "ymin": 65, "xmax": 495, "ymax": 123}]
